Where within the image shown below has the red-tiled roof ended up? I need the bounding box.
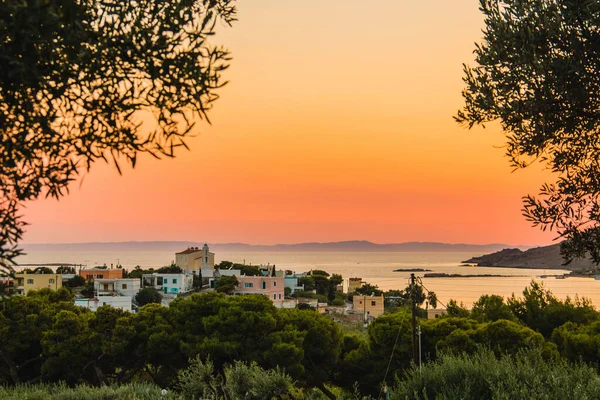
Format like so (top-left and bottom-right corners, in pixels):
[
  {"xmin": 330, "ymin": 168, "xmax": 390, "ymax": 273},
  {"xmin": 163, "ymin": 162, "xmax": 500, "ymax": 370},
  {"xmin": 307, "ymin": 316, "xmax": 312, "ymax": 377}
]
[{"xmin": 176, "ymin": 247, "xmax": 204, "ymax": 255}]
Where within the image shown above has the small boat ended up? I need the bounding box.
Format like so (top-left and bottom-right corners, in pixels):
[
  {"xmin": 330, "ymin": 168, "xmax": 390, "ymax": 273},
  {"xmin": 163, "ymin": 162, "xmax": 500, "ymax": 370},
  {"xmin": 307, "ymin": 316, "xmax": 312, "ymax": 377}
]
[
  {"xmin": 540, "ymin": 275, "xmax": 548, "ymax": 279},
  {"xmin": 556, "ymin": 275, "xmax": 566, "ymax": 279}
]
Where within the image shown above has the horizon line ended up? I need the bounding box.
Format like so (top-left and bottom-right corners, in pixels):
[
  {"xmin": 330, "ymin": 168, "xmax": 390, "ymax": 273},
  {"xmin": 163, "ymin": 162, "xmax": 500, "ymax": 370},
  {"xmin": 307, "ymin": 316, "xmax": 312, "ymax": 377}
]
[{"xmin": 20, "ymin": 239, "xmax": 548, "ymax": 248}]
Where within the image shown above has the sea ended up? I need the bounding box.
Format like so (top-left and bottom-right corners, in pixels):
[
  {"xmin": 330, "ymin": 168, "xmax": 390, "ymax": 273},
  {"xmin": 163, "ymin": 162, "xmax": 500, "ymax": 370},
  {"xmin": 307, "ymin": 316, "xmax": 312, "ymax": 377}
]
[{"xmin": 15, "ymin": 250, "xmax": 599, "ymax": 308}]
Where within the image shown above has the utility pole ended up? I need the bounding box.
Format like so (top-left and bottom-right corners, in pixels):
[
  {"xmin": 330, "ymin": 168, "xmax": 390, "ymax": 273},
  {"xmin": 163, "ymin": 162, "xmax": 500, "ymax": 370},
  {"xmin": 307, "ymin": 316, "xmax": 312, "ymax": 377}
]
[
  {"xmin": 410, "ymin": 273, "xmax": 419, "ymax": 367},
  {"xmin": 417, "ymin": 325, "xmax": 422, "ymax": 372}
]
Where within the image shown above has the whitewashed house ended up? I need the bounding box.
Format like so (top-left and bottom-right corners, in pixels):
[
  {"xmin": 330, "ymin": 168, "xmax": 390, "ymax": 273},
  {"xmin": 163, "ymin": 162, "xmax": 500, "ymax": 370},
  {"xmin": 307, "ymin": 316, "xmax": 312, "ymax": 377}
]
[
  {"xmin": 75, "ymin": 296, "xmax": 133, "ymax": 312},
  {"xmin": 142, "ymin": 273, "xmax": 194, "ymax": 295},
  {"xmin": 94, "ymin": 278, "xmax": 141, "ymax": 297}
]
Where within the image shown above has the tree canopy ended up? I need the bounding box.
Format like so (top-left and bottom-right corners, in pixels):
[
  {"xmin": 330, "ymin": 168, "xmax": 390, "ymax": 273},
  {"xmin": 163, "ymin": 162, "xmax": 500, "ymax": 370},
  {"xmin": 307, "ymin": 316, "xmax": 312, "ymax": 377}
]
[
  {"xmin": 0, "ymin": 0, "xmax": 237, "ymax": 274},
  {"xmin": 215, "ymin": 275, "xmax": 238, "ymax": 295},
  {"xmin": 135, "ymin": 287, "xmax": 163, "ymax": 307},
  {"xmin": 456, "ymin": 0, "xmax": 600, "ymax": 265}
]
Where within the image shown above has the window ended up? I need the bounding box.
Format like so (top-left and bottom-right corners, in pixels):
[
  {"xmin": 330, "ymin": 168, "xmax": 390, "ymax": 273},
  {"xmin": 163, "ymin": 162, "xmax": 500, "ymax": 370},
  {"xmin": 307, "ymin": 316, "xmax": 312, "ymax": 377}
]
[
  {"xmin": 273, "ymin": 281, "xmax": 277, "ymax": 287},
  {"xmin": 262, "ymin": 282, "xmax": 267, "ymax": 290},
  {"xmin": 103, "ymin": 284, "xmax": 109, "ymax": 290},
  {"xmin": 244, "ymin": 283, "xmax": 253, "ymax": 288},
  {"xmin": 273, "ymin": 294, "xmax": 276, "ymax": 300},
  {"xmin": 278, "ymin": 294, "xmax": 281, "ymax": 299},
  {"xmin": 49, "ymin": 279, "xmax": 55, "ymax": 284},
  {"xmin": 98, "ymin": 274, "xmax": 103, "ymax": 279},
  {"xmin": 371, "ymin": 301, "xmax": 376, "ymax": 306},
  {"xmin": 27, "ymin": 279, "xmax": 33, "ymax": 284},
  {"xmin": 359, "ymin": 300, "xmax": 362, "ymax": 304},
  {"xmin": 173, "ymin": 279, "xmax": 178, "ymax": 284},
  {"xmin": 122, "ymin": 284, "xmax": 127, "ymax": 289}
]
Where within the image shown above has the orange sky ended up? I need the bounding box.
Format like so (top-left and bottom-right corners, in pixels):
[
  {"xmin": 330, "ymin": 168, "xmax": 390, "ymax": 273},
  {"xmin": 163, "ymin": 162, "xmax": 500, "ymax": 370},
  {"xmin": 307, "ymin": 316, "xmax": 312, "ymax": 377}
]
[{"xmin": 21, "ymin": 1, "xmax": 557, "ymax": 246}]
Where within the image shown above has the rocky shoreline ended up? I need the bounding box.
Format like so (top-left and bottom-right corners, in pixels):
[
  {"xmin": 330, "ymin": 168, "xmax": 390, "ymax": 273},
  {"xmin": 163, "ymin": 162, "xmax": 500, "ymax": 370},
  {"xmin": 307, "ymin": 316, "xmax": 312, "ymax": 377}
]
[
  {"xmin": 462, "ymin": 244, "xmax": 595, "ymax": 272},
  {"xmin": 423, "ymin": 273, "xmax": 514, "ymax": 278},
  {"xmin": 393, "ymin": 268, "xmax": 432, "ymax": 272}
]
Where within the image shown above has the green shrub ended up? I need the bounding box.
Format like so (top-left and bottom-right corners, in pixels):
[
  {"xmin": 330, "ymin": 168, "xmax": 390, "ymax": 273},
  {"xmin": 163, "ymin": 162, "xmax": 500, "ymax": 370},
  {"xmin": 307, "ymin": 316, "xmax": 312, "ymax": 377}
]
[
  {"xmin": 0, "ymin": 382, "xmax": 170, "ymax": 400},
  {"xmin": 392, "ymin": 348, "xmax": 600, "ymax": 400}
]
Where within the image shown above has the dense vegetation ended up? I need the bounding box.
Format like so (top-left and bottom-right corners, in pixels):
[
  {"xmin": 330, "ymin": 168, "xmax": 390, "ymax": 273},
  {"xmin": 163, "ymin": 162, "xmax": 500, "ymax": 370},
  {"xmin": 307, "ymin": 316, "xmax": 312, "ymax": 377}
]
[
  {"xmin": 215, "ymin": 261, "xmax": 264, "ymax": 277},
  {"xmin": 457, "ymin": 0, "xmax": 600, "ymax": 264},
  {"xmin": 0, "ymin": 0, "xmax": 236, "ymax": 273},
  {"xmin": 394, "ymin": 348, "xmax": 600, "ymax": 400},
  {"xmin": 2, "ymin": 281, "xmax": 600, "ymax": 399}
]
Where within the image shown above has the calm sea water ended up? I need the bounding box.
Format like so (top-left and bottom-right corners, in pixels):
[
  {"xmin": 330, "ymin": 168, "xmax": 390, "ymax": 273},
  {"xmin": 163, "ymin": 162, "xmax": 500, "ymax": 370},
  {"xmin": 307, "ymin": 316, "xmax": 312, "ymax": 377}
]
[{"xmin": 15, "ymin": 250, "xmax": 597, "ymax": 307}]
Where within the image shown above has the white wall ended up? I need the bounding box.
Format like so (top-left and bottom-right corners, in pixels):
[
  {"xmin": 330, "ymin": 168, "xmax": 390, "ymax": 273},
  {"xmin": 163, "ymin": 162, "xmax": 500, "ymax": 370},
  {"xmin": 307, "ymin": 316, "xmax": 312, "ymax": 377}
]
[{"xmin": 75, "ymin": 296, "xmax": 133, "ymax": 312}]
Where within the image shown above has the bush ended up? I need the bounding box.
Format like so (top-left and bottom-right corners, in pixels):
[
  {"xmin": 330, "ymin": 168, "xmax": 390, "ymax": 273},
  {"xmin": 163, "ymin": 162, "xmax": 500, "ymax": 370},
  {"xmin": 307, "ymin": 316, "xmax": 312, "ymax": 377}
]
[
  {"xmin": 135, "ymin": 287, "xmax": 163, "ymax": 306},
  {"xmin": 157, "ymin": 264, "xmax": 182, "ymax": 274},
  {"xmin": 80, "ymin": 282, "xmax": 95, "ymax": 298},
  {"xmin": 64, "ymin": 275, "xmax": 85, "ymax": 288},
  {"xmin": 178, "ymin": 356, "xmax": 297, "ymax": 400},
  {"xmin": 215, "ymin": 275, "xmax": 239, "ymax": 295},
  {"xmin": 331, "ymin": 297, "xmax": 345, "ymax": 306},
  {"xmin": 0, "ymin": 382, "xmax": 167, "ymax": 400},
  {"xmin": 392, "ymin": 348, "xmax": 600, "ymax": 400}
]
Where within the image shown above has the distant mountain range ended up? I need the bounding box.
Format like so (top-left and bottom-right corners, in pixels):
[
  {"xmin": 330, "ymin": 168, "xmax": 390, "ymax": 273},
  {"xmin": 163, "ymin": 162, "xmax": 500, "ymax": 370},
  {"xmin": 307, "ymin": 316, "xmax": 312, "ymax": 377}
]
[
  {"xmin": 21, "ymin": 240, "xmax": 527, "ymax": 253},
  {"xmin": 463, "ymin": 243, "xmax": 596, "ymax": 272}
]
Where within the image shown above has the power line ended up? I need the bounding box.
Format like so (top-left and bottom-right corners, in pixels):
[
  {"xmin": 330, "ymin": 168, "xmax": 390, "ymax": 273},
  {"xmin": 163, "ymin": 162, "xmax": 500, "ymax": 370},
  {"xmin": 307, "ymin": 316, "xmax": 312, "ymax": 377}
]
[
  {"xmin": 417, "ymin": 276, "xmax": 450, "ymax": 311},
  {"xmin": 377, "ymin": 306, "xmax": 408, "ymax": 400}
]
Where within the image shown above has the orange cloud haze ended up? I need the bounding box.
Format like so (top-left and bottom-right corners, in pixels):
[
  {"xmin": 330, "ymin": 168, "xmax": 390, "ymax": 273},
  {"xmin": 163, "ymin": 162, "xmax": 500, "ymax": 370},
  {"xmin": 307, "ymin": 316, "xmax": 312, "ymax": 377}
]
[{"xmin": 22, "ymin": 1, "xmax": 557, "ymax": 246}]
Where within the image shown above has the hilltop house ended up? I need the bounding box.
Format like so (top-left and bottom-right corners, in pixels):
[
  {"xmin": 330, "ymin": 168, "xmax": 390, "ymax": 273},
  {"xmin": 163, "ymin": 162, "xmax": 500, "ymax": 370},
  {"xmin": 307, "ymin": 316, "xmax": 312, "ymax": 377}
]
[
  {"xmin": 175, "ymin": 243, "xmax": 214, "ymax": 274},
  {"xmin": 94, "ymin": 278, "xmax": 141, "ymax": 298},
  {"xmin": 283, "ymin": 274, "xmax": 304, "ymax": 295},
  {"xmin": 75, "ymin": 296, "xmax": 133, "ymax": 312},
  {"xmin": 348, "ymin": 277, "xmax": 363, "ymax": 293},
  {"xmin": 73, "ymin": 278, "xmax": 142, "ymax": 312},
  {"xmin": 352, "ymin": 294, "xmax": 385, "ymax": 321},
  {"xmin": 14, "ymin": 273, "xmax": 62, "ymax": 295},
  {"xmin": 233, "ymin": 266, "xmax": 285, "ymax": 306},
  {"xmin": 142, "ymin": 273, "xmax": 194, "ymax": 295},
  {"xmin": 79, "ymin": 267, "xmax": 124, "ymax": 282},
  {"xmin": 428, "ymin": 308, "xmax": 448, "ymax": 319}
]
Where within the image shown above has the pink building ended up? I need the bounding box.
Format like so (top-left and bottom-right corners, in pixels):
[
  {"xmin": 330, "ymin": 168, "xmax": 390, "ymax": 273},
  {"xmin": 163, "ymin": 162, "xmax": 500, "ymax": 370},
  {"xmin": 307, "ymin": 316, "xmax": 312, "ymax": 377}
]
[{"xmin": 234, "ymin": 276, "xmax": 285, "ymax": 306}]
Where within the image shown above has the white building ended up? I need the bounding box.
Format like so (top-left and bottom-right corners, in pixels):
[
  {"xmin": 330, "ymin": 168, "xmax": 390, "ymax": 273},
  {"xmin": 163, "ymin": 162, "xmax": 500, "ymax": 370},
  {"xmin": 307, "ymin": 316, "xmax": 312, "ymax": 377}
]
[
  {"xmin": 142, "ymin": 273, "xmax": 194, "ymax": 295},
  {"xmin": 94, "ymin": 278, "xmax": 141, "ymax": 298},
  {"xmin": 208, "ymin": 268, "xmax": 241, "ymax": 288},
  {"xmin": 284, "ymin": 275, "xmax": 304, "ymax": 295},
  {"xmin": 75, "ymin": 296, "xmax": 133, "ymax": 312}
]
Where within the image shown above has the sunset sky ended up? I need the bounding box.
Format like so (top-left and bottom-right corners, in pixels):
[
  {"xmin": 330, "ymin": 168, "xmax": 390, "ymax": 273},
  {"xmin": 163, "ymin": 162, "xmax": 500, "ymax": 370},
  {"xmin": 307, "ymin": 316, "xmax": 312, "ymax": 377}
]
[{"xmin": 22, "ymin": 1, "xmax": 557, "ymax": 246}]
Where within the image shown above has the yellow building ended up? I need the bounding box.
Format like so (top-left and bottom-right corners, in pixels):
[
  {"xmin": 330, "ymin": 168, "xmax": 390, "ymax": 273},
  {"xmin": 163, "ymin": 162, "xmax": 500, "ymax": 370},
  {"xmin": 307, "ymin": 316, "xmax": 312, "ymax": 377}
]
[
  {"xmin": 175, "ymin": 243, "xmax": 214, "ymax": 272},
  {"xmin": 427, "ymin": 309, "xmax": 448, "ymax": 319},
  {"xmin": 353, "ymin": 294, "xmax": 385, "ymax": 320},
  {"xmin": 348, "ymin": 277, "xmax": 363, "ymax": 293},
  {"xmin": 14, "ymin": 273, "xmax": 63, "ymax": 295}
]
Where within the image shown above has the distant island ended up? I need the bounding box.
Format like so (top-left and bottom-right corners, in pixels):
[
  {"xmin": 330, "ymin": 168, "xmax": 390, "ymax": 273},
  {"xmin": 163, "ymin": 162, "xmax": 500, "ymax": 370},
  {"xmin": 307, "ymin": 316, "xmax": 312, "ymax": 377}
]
[
  {"xmin": 463, "ymin": 244, "xmax": 596, "ymax": 272},
  {"xmin": 423, "ymin": 273, "xmax": 514, "ymax": 278},
  {"xmin": 21, "ymin": 240, "xmax": 524, "ymax": 253},
  {"xmin": 393, "ymin": 268, "xmax": 432, "ymax": 272}
]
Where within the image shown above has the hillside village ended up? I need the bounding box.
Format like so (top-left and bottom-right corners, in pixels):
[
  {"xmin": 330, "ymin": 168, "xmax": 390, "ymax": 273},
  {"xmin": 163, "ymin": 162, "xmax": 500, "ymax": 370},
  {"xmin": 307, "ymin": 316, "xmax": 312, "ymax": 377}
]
[{"xmin": 1, "ymin": 244, "xmax": 406, "ymax": 322}]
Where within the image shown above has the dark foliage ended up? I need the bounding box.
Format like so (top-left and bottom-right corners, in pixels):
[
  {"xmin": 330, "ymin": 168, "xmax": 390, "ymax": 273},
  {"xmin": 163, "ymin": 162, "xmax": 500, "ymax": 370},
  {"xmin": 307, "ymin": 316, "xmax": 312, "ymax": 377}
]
[
  {"xmin": 0, "ymin": 0, "xmax": 236, "ymax": 274},
  {"xmin": 135, "ymin": 287, "xmax": 163, "ymax": 307},
  {"xmin": 215, "ymin": 275, "xmax": 238, "ymax": 295},
  {"xmin": 457, "ymin": 0, "xmax": 600, "ymax": 265},
  {"xmin": 63, "ymin": 275, "xmax": 85, "ymax": 288}
]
